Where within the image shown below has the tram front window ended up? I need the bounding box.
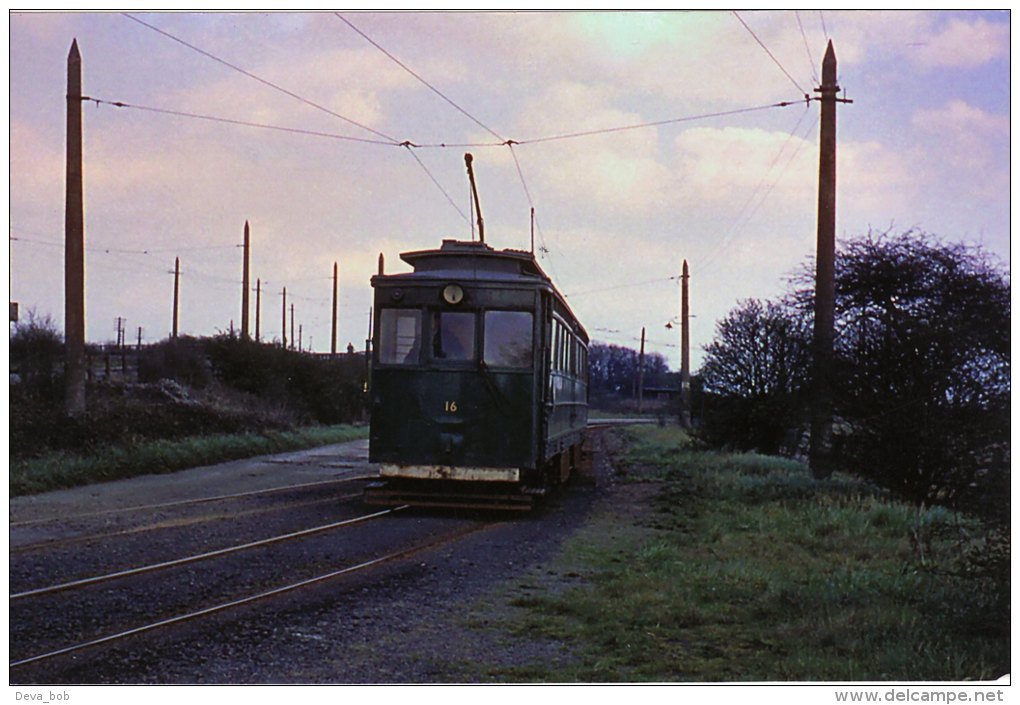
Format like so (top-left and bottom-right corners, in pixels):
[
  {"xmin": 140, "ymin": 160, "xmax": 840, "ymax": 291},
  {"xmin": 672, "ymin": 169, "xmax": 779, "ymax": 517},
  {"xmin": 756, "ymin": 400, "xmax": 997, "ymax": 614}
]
[
  {"xmin": 379, "ymin": 309, "xmax": 422, "ymax": 365},
  {"xmin": 484, "ymin": 311, "xmax": 533, "ymax": 368},
  {"xmin": 432, "ymin": 311, "xmax": 475, "ymax": 361}
]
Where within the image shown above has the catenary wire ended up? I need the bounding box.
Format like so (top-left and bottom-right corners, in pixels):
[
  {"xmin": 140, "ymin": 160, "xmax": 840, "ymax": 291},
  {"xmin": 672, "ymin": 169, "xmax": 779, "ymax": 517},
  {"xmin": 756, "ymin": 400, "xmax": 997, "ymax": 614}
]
[
  {"xmin": 732, "ymin": 11, "xmax": 809, "ymax": 97},
  {"xmin": 795, "ymin": 11, "xmax": 820, "ymax": 84},
  {"xmin": 335, "ymin": 13, "xmax": 505, "ymax": 143},
  {"xmin": 122, "ymin": 13, "xmax": 401, "ymax": 145},
  {"xmin": 82, "ymin": 97, "xmax": 397, "ymax": 146}
]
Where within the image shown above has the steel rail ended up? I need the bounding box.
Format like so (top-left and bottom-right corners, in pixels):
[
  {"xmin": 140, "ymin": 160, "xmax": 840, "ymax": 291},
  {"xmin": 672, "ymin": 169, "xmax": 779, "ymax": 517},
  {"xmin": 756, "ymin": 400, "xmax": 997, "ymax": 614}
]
[
  {"xmin": 11, "ymin": 491, "xmax": 365, "ymax": 555},
  {"xmin": 11, "ymin": 506, "xmax": 399, "ymax": 601},
  {"xmin": 9, "ymin": 514, "xmax": 498, "ymax": 671},
  {"xmin": 10, "ymin": 474, "xmax": 376, "ymax": 528}
]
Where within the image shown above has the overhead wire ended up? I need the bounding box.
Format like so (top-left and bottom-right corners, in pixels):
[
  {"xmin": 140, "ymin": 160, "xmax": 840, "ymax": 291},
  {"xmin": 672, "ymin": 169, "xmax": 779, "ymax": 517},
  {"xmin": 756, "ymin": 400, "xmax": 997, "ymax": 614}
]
[
  {"xmin": 505, "ymin": 143, "xmax": 558, "ymax": 277},
  {"xmin": 335, "ymin": 13, "xmax": 505, "ymax": 143},
  {"xmin": 81, "ymin": 97, "xmax": 397, "ymax": 146},
  {"xmin": 122, "ymin": 13, "xmax": 401, "ymax": 145},
  {"xmin": 732, "ymin": 11, "xmax": 809, "ymax": 97},
  {"xmin": 402, "ymin": 145, "xmax": 471, "ymax": 225},
  {"xmin": 795, "ymin": 11, "xmax": 820, "ymax": 84},
  {"xmin": 699, "ymin": 109, "xmax": 819, "ymax": 276}
]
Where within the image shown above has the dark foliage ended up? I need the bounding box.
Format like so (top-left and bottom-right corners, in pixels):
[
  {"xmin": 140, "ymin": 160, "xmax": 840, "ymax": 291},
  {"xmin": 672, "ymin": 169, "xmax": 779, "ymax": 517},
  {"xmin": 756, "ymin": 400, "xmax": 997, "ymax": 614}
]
[
  {"xmin": 588, "ymin": 342, "xmax": 673, "ymax": 410},
  {"xmin": 10, "ymin": 330, "xmax": 367, "ymax": 460},
  {"xmin": 789, "ymin": 229, "xmax": 1010, "ymax": 516},
  {"xmin": 697, "ymin": 299, "xmax": 811, "ymax": 453},
  {"xmin": 9, "ymin": 311, "xmax": 64, "ymax": 401},
  {"xmin": 204, "ymin": 334, "xmax": 367, "ymax": 425},
  {"xmin": 138, "ymin": 336, "xmax": 212, "ymax": 388}
]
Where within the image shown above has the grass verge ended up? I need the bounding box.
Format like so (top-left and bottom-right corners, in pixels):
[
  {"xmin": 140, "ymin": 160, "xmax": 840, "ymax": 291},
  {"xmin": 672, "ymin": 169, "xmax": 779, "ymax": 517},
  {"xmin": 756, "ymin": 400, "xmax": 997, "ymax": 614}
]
[
  {"xmin": 10, "ymin": 424, "xmax": 368, "ymax": 497},
  {"xmin": 483, "ymin": 426, "xmax": 1008, "ymax": 682}
]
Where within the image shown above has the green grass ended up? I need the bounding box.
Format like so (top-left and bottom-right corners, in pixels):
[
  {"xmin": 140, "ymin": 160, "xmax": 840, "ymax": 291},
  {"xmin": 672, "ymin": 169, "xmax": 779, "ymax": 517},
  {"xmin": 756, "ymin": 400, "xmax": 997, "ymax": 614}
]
[
  {"xmin": 480, "ymin": 426, "xmax": 1008, "ymax": 682},
  {"xmin": 10, "ymin": 424, "xmax": 368, "ymax": 496}
]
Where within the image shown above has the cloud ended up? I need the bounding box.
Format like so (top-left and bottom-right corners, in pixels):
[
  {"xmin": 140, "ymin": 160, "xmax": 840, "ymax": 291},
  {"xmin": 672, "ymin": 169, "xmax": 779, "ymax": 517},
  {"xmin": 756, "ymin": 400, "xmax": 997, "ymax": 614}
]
[
  {"xmin": 507, "ymin": 81, "xmax": 674, "ymax": 218},
  {"xmin": 672, "ymin": 124, "xmax": 816, "ymax": 210},
  {"xmin": 908, "ymin": 100, "xmax": 1009, "ymax": 201},
  {"xmin": 911, "ymin": 100, "xmax": 1008, "ymax": 169},
  {"xmin": 910, "ymin": 17, "xmax": 1009, "ymax": 69}
]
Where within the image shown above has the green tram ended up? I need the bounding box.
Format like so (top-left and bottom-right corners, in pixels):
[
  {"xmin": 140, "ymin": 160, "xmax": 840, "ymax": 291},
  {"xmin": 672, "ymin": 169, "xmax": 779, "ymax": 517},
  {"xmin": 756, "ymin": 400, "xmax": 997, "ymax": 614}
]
[{"xmin": 364, "ymin": 239, "xmax": 589, "ymax": 511}]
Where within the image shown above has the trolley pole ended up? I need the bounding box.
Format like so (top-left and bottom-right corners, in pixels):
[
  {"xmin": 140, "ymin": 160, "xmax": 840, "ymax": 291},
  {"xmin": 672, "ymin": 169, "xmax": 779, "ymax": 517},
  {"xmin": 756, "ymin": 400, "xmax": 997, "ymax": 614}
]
[
  {"xmin": 810, "ymin": 41, "xmax": 851, "ymax": 480},
  {"xmin": 679, "ymin": 259, "xmax": 692, "ymax": 429},
  {"xmin": 64, "ymin": 39, "xmax": 86, "ymax": 415}
]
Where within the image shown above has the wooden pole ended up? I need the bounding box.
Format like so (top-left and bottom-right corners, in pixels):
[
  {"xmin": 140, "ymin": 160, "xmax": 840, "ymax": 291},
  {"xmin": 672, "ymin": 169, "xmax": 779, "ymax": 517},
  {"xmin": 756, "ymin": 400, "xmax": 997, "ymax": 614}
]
[
  {"xmin": 637, "ymin": 326, "xmax": 646, "ymax": 414},
  {"xmin": 64, "ymin": 39, "xmax": 86, "ymax": 415},
  {"xmin": 172, "ymin": 257, "xmax": 180, "ymax": 339},
  {"xmin": 680, "ymin": 259, "xmax": 692, "ymax": 428},
  {"xmin": 241, "ymin": 220, "xmax": 250, "ymax": 340},
  {"xmin": 255, "ymin": 278, "xmax": 261, "ymax": 342},
  {"xmin": 331, "ymin": 261, "xmax": 338, "ymax": 355}
]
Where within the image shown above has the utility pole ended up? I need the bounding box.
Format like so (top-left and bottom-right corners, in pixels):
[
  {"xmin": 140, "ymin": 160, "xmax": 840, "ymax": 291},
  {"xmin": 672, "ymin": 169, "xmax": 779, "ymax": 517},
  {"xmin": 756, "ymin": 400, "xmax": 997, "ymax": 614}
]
[
  {"xmin": 241, "ymin": 220, "xmax": 250, "ymax": 340},
  {"xmin": 115, "ymin": 316, "xmax": 124, "ymax": 350},
  {"xmin": 298, "ymin": 324, "xmax": 303, "ymax": 353},
  {"xmin": 255, "ymin": 278, "xmax": 261, "ymax": 342},
  {"xmin": 331, "ymin": 261, "xmax": 338, "ymax": 355},
  {"xmin": 637, "ymin": 326, "xmax": 646, "ymax": 414},
  {"xmin": 64, "ymin": 39, "xmax": 86, "ymax": 415},
  {"xmin": 172, "ymin": 257, "xmax": 180, "ymax": 339},
  {"xmin": 137, "ymin": 326, "xmax": 142, "ymax": 350},
  {"xmin": 281, "ymin": 287, "xmax": 287, "ymax": 349},
  {"xmin": 679, "ymin": 259, "xmax": 692, "ymax": 429},
  {"xmin": 364, "ymin": 306, "xmax": 373, "ymax": 399},
  {"xmin": 290, "ymin": 303, "xmax": 295, "ymax": 351},
  {"xmin": 810, "ymin": 40, "xmax": 851, "ymax": 480}
]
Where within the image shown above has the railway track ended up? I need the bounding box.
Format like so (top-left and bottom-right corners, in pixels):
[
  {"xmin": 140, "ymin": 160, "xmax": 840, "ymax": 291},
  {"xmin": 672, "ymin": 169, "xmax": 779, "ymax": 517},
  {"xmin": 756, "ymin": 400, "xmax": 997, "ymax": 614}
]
[
  {"xmin": 11, "ymin": 479, "xmax": 374, "ymax": 555},
  {"xmin": 10, "ymin": 474, "xmax": 376, "ymax": 529},
  {"xmin": 9, "ymin": 494, "xmax": 502, "ymax": 676}
]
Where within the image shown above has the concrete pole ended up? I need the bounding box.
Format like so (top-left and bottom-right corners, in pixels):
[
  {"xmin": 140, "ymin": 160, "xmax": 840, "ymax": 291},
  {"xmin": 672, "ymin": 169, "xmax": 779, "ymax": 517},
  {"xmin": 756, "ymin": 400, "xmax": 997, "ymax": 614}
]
[
  {"xmin": 680, "ymin": 259, "xmax": 692, "ymax": 428},
  {"xmin": 241, "ymin": 220, "xmax": 250, "ymax": 340},
  {"xmin": 64, "ymin": 39, "xmax": 86, "ymax": 415},
  {"xmin": 331, "ymin": 261, "xmax": 338, "ymax": 355},
  {"xmin": 810, "ymin": 41, "xmax": 842, "ymax": 479}
]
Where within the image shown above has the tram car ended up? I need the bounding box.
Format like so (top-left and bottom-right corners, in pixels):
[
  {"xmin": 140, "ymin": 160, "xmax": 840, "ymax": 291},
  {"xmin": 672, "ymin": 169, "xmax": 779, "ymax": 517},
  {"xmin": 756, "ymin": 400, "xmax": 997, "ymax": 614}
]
[{"xmin": 364, "ymin": 238, "xmax": 589, "ymax": 511}]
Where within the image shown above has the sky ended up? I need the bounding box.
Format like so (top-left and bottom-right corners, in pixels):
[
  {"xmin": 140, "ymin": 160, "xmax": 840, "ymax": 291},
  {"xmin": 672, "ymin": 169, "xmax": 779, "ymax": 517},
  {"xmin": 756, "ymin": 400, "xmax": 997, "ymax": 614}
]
[{"xmin": 7, "ymin": 10, "xmax": 1011, "ymax": 371}]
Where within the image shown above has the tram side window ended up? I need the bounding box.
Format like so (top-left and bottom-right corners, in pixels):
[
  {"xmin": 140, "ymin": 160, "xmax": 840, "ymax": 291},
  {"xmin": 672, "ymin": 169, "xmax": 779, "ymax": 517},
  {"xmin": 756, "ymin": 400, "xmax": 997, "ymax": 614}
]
[
  {"xmin": 379, "ymin": 309, "xmax": 422, "ymax": 365},
  {"xmin": 484, "ymin": 311, "xmax": 533, "ymax": 368},
  {"xmin": 432, "ymin": 311, "xmax": 476, "ymax": 361}
]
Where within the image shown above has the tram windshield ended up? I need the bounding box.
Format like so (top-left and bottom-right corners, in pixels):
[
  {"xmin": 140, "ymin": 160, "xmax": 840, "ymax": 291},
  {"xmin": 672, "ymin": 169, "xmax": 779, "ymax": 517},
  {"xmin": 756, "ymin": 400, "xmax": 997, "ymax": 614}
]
[
  {"xmin": 432, "ymin": 311, "xmax": 476, "ymax": 362},
  {"xmin": 484, "ymin": 311, "xmax": 533, "ymax": 368},
  {"xmin": 378, "ymin": 309, "xmax": 422, "ymax": 364}
]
